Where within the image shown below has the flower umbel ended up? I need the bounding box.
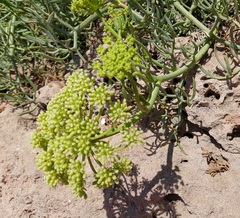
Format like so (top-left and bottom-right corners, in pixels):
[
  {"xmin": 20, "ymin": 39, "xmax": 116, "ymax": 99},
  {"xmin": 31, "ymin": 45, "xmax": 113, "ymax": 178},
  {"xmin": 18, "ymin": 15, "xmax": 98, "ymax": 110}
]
[
  {"xmin": 31, "ymin": 70, "xmax": 141, "ymax": 198},
  {"xmin": 93, "ymin": 156, "xmax": 132, "ymax": 188},
  {"xmin": 93, "ymin": 36, "xmax": 141, "ymax": 80},
  {"xmin": 108, "ymin": 99, "xmax": 132, "ymax": 123}
]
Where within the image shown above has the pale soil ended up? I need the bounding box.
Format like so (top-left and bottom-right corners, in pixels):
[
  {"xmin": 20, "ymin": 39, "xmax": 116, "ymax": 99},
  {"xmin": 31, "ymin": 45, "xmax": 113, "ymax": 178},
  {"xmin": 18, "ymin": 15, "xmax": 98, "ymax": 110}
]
[{"xmin": 1, "ymin": 50, "xmax": 240, "ymax": 218}]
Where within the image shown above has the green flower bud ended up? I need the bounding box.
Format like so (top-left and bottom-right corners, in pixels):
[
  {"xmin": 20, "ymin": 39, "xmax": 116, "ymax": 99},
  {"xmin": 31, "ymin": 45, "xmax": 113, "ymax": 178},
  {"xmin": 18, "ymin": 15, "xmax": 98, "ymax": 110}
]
[
  {"xmin": 71, "ymin": 0, "xmax": 105, "ymax": 14},
  {"xmin": 36, "ymin": 150, "xmax": 54, "ymax": 172},
  {"xmin": 52, "ymin": 150, "xmax": 69, "ymax": 174},
  {"xmin": 89, "ymin": 84, "xmax": 114, "ymax": 108},
  {"xmin": 45, "ymin": 170, "xmax": 59, "ymax": 187},
  {"xmin": 95, "ymin": 141, "xmax": 116, "ymax": 164},
  {"xmin": 113, "ymin": 156, "xmax": 132, "ymax": 173},
  {"xmin": 108, "ymin": 99, "xmax": 132, "ymax": 123},
  {"xmin": 121, "ymin": 125, "xmax": 144, "ymax": 147},
  {"xmin": 93, "ymin": 167, "xmax": 119, "ymax": 188},
  {"xmin": 68, "ymin": 160, "xmax": 87, "ymax": 198},
  {"xmin": 93, "ymin": 36, "xmax": 141, "ymax": 80},
  {"xmin": 31, "ymin": 129, "xmax": 47, "ymax": 149},
  {"xmin": 93, "ymin": 156, "xmax": 132, "ymax": 188}
]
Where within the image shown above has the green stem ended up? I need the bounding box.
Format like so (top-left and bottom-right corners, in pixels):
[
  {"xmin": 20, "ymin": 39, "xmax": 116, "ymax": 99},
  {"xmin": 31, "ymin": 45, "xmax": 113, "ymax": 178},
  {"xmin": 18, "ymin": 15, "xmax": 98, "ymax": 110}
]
[
  {"xmin": 147, "ymin": 81, "xmax": 161, "ymax": 110},
  {"xmin": 132, "ymin": 71, "xmax": 153, "ymax": 96},
  {"xmin": 87, "ymin": 155, "xmax": 97, "ymax": 174},
  {"xmin": 152, "ymin": 58, "xmax": 174, "ymax": 71},
  {"xmin": 1, "ymin": 0, "xmax": 22, "ymax": 11},
  {"xmin": 213, "ymin": 35, "xmax": 240, "ymax": 50},
  {"xmin": 8, "ymin": 15, "xmax": 27, "ymax": 94},
  {"xmin": 152, "ymin": 38, "xmax": 212, "ymax": 82},
  {"xmin": 9, "ymin": 14, "xmax": 16, "ymax": 57},
  {"xmin": 153, "ymin": 16, "xmax": 220, "ymax": 82},
  {"xmin": 109, "ymin": 0, "xmax": 144, "ymax": 22},
  {"xmin": 76, "ymin": 6, "xmax": 108, "ymax": 33},
  {"xmin": 127, "ymin": 73, "xmax": 148, "ymax": 112},
  {"xmin": 173, "ymin": 1, "xmax": 210, "ymax": 33},
  {"xmin": 95, "ymin": 9, "xmax": 119, "ymax": 39},
  {"xmin": 90, "ymin": 150, "xmax": 103, "ymax": 167}
]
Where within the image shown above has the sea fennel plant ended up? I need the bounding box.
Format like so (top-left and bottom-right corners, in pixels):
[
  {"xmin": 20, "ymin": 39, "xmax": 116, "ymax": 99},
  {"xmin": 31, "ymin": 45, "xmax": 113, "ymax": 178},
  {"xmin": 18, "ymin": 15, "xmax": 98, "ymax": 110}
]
[
  {"xmin": 32, "ymin": 0, "xmax": 240, "ymax": 197},
  {"xmin": 31, "ymin": 70, "xmax": 142, "ymax": 198}
]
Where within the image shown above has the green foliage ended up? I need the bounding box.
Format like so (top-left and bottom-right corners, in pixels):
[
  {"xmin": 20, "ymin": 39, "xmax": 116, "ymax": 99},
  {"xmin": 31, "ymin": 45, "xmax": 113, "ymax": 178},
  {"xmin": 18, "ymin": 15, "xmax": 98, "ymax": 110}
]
[{"xmin": 0, "ymin": 0, "xmax": 98, "ymax": 107}]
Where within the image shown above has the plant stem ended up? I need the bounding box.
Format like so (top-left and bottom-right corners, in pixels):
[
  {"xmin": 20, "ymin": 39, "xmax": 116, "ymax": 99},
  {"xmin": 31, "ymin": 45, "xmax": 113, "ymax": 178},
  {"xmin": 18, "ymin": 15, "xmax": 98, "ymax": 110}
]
[
  {"xmin": 96, "ymin": 9, "xmax": 119, "ymax": 39},
  {"xmin": 173, "ymin": 1, "xmax": 210, "ymax": 33},
  {"xmin": 127, "ymin": 73, "xmax": 148, "ymax": 112},
  {"xmin": 152, "ymin": 38, "xmax": 212, "ymax": 82},
  {"xmin": 76, "ymin": 7, "xmax": 108, "ymax": 33},
  {"xmin": 87, "ymin": 156, "xmax": 97, "ymax": 174}
]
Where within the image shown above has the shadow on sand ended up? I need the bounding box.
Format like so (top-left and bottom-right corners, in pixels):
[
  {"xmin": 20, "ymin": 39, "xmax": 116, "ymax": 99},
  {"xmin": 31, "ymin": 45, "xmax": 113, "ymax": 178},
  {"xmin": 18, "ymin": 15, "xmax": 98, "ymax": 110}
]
[{"xmin": 103, "ymin": 140, "xmax": 186, "ymax": 218}]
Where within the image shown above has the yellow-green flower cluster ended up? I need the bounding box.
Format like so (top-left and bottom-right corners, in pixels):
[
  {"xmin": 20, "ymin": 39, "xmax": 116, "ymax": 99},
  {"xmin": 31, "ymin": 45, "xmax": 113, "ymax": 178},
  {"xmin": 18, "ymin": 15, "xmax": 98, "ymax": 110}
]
[
  {"xmin": 31, "ymin": 70, "xmax": 142, "ymax": 198},
  {"xmin": 93, "ymin": 157, "xmax": 131, "ymax": 188},
  {"xmin": 71, "ymin": 0, "xmax": 105, "ymax": 14},
  {"xmin": 121, "ymin": 124, "xmax": 144, "ymax": 148},
  {"xmin": 32, "ymin": 70, "xmax": 102, "ymax": 197},
  {"xmin": 68, "ymin": 160, "xmax": 87, "ymax": 198},
  {"xmin": 108, "ymin": 99, "xmax": 132, "ymax": 123},
  {"xmin": 105, "ymin": 5, "xmax": 129, "ymax": 35},
  {"xmin": 95, "ymin": 141, "xmax": 116, "ymax": 164},
  {"xmin": 93, "ymin": 35, "xmax": 141, "ymax": 80},
  {"xmin": 89, "ymin": 84, "xmax": 114, "ymax": 107}
]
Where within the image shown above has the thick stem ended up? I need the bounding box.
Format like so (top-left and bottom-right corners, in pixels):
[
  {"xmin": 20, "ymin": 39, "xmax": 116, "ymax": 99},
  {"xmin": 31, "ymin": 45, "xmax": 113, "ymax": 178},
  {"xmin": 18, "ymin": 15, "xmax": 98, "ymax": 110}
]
[
  {"xmin": 173, "ymin": 1, "xmax": 210, "ymax": 33},
  {"xmin": 76, "ymin": 7, "xmax": 108, "ymax": 33},
  {"xmin": 153, "ymin": 16, "xmax": 220, "ymax": 82},
  {"xmin": 152, "ymin": 39, "xmax": 212, "ymax": 82}
]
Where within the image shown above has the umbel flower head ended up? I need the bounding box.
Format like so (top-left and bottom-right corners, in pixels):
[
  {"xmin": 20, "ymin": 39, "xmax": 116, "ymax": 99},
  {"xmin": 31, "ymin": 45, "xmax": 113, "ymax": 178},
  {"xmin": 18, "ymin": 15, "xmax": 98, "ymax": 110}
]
[
  {"xmin": 31, "ymin": 70, "xmax": 143, "ymax": 198},
  {"xmin": 93, "ymin": 35, "xmax": 141, "ymax": 80},
  {"xmin": 71, "ymin": 0, "xmax": 105, "ymax": 14}
]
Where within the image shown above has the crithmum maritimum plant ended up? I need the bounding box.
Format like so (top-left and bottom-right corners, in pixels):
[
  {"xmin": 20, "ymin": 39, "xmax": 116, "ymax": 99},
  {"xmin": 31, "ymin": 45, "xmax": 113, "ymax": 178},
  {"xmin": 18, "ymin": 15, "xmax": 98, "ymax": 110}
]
[
  {"xmin": 31, "ymin": 70, "xmax": 143, "ymax": 198},
  {"xmin": 32, "ymin": 0, "xmax": 240, "ymax": 198}
]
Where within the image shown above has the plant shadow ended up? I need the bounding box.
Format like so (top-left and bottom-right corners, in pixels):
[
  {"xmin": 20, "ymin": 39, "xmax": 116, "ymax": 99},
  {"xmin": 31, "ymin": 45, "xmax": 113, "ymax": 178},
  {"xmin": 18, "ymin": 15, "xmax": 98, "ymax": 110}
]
[{"xmin": 103, "ymin": 141, "xmax": 186, "ymax": 218}]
